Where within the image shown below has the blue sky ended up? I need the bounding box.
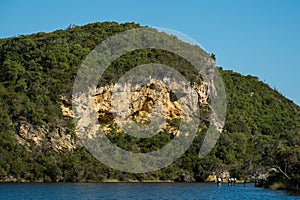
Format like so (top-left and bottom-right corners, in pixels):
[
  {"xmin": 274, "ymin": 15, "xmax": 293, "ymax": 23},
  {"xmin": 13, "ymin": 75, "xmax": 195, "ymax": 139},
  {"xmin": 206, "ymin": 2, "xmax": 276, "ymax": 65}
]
[{"xmin": 1, "ymin": 0, "xmax": 300, "ymax": 105}]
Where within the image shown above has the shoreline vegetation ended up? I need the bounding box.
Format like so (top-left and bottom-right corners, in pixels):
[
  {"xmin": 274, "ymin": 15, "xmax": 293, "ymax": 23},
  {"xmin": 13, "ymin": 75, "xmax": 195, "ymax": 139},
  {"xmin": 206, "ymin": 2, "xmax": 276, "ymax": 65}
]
[{"xmin": 0, "ymin": 22, "xmax": 299, "ymax": 194}]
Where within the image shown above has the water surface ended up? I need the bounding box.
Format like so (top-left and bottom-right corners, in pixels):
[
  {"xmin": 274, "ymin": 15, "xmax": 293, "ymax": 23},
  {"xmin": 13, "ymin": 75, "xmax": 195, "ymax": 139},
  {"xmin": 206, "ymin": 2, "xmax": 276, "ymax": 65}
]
[{"xmin": 0, "ymin": 183, "xmax": 299, "ymax": 200}]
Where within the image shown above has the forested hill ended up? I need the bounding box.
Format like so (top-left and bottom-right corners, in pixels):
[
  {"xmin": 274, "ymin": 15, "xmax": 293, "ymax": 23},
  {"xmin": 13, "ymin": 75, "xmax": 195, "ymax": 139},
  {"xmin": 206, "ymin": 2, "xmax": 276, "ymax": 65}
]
[{"xmin": 0, "ymin": 22, "xmax": 299, "ymax": 191}]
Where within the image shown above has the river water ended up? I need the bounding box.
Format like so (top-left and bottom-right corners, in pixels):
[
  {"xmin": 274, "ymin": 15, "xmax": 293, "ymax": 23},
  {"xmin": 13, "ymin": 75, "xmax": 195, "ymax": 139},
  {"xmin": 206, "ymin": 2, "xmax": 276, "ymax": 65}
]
[{"xmin": 0, "ymin": 182, "xmax": 299, "ymax": 199}]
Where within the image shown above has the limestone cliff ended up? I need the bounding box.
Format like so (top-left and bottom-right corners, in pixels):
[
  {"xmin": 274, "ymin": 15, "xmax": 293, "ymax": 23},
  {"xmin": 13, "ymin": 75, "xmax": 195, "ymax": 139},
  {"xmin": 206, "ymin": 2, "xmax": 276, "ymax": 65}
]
[
  {"xmin": 16, "ymin": 75, "xmax": 212, "ymax": 152},
  {"xmin": 16, "ymin": 121, "xmax": 77, "ymax": 151},
  {"xmin": 69, "ymin": 75, "xmax": 213, "ymax": 138},
  {"xmin": 94, "ymin": 78, "xmax": 209, "ymax": 134}
]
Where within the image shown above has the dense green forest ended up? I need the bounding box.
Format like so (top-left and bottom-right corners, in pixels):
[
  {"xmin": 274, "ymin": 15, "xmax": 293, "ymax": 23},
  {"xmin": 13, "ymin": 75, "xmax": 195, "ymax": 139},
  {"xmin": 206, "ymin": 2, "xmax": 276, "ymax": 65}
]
[{"xmin": 0, "ymin": 22, "xmax": 299, "ymax": 191}]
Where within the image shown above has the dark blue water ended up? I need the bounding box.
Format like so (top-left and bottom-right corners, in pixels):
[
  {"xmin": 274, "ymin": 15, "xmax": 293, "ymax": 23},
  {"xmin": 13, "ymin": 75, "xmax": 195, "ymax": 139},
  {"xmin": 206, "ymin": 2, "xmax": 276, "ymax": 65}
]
[{"xmin": 0, "ymin": 183, "xmax": 299, "ymax": 200}]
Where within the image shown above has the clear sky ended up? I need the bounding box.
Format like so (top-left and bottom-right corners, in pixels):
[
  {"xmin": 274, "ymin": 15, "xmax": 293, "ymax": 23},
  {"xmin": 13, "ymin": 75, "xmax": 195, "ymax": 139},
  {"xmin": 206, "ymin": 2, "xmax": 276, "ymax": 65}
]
[{"xmin": 1, "ymin": 0, "xmax": 299, "ymax": 105}]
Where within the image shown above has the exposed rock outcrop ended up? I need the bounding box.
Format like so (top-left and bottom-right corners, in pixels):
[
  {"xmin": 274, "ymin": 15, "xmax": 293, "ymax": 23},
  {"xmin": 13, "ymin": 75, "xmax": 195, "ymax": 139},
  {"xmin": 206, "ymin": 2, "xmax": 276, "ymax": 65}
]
[
  {"xmin": 16, "ymin": 121, "xmax": 77, "ymax": 151},
  {"xmin": 70, "ymin": 76, "xmax": 212, "ymax": 137},
  {"xmin": 17, "ymin": 75, "xmax": 214, "ymax": 152}
]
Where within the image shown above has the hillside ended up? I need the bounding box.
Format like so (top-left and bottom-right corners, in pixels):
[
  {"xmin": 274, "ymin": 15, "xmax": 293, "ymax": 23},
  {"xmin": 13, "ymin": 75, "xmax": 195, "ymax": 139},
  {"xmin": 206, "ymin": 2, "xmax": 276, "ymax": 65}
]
[{"xmin": 0, "ymin": 22, "xmax": 299, "ymax": 190}]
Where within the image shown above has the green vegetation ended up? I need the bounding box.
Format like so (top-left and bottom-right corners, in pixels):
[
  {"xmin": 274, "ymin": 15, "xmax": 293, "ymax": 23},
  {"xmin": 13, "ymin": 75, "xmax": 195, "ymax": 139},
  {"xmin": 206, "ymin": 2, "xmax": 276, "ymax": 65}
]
[{"xmin": 0, "ymin": 22, "xmax": 299, "ymax": 191}]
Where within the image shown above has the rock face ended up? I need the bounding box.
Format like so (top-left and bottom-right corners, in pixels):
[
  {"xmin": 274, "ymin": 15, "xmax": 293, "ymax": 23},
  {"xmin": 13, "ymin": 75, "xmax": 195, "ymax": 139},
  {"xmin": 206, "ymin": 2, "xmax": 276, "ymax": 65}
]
[
  {"xmin": 16, "ymin": 121, "xmax": 76, "ymax": 151},
  {"xmin": 16, "ymin": 75, "xmax": 212, "ymax": 152},
  {"xmin": 60, "ymin": 97, "xmax": 74, "ymax": 118},
  {"xmin": 71, "ymin": 76, "xmax": 212, "ymax": 137}
]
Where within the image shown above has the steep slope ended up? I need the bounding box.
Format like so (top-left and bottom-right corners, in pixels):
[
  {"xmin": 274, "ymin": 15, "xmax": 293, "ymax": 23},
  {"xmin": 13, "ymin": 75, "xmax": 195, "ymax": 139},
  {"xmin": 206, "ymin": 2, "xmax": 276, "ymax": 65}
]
[{"xmin": 0, "ymin": 22, "xmax": 299, "ymax": 190}]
